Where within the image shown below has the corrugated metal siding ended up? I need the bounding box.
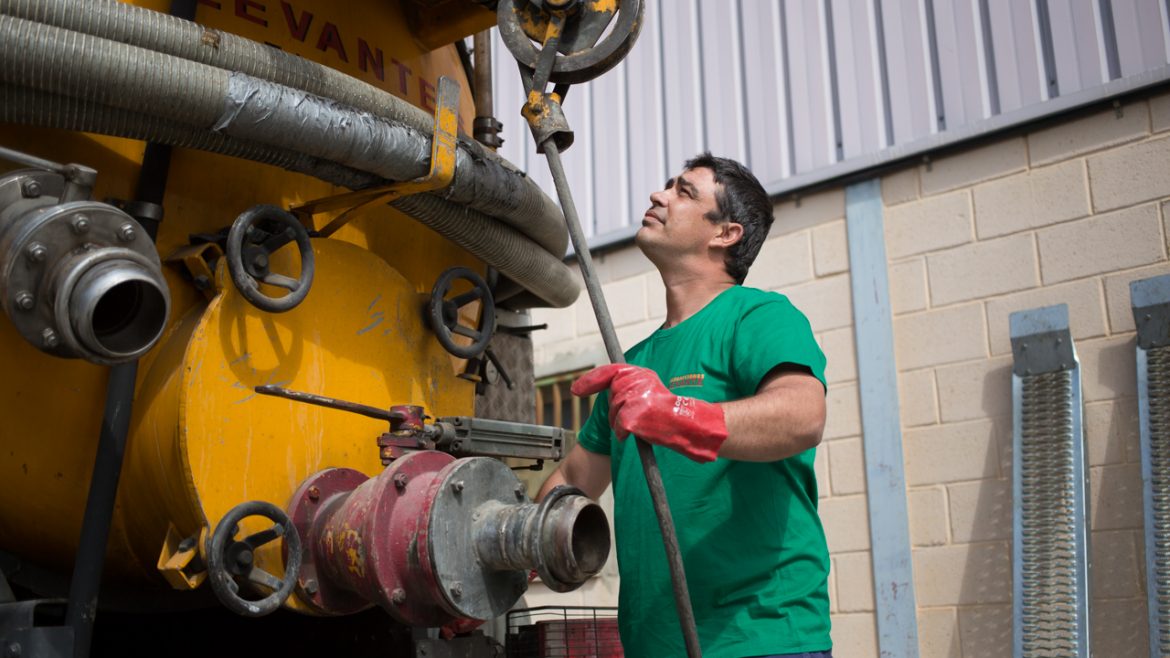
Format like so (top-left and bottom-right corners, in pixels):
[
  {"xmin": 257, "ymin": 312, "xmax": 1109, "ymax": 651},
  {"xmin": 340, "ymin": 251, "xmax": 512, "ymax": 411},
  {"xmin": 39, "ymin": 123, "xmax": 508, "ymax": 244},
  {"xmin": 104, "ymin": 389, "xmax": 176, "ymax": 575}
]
[{"xmin": 490, "ymin": 0, "xmax": 1170, "ymax": 248}]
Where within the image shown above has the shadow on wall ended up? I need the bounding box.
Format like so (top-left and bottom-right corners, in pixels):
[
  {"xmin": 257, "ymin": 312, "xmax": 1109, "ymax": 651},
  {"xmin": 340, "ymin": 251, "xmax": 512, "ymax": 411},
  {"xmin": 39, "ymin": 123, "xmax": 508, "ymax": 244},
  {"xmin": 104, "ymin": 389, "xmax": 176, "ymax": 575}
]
[{"xmin": 951, "ymin": 409, "xmax": 1012, "ymax": 658}]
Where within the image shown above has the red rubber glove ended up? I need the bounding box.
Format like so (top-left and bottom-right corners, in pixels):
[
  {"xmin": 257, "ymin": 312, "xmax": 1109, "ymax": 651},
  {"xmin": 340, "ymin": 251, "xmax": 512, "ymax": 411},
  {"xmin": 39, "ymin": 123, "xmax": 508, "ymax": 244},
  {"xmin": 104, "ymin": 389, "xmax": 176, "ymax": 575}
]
[{"xmin": 571, "ymin": 364, "xmax": 728, "ymax": 463}]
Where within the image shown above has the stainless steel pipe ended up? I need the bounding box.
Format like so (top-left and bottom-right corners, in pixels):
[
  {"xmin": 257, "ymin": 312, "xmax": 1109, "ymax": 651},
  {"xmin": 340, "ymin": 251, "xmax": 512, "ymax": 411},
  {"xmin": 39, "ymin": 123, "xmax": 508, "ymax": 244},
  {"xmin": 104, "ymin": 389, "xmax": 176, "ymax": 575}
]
[{"xmin": 474, "ymin": 485, "xmax": 610, "ymax": 592}]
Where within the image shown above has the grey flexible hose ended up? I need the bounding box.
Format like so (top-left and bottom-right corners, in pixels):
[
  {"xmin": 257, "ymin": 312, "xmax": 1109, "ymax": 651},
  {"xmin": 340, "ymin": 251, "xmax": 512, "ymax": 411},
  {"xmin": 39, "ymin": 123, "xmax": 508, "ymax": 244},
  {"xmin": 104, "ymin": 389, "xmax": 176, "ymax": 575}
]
[
  {"xmin": 0, "ymin": 6, "xmax": 569, "ymax": 258},
  {"xmin": 0, "ymin": 14, "xmax": 580, "ymax": 306},
  {"xmin": 0, "ymin": 85, "xmax": 580, "ymax": 308}
]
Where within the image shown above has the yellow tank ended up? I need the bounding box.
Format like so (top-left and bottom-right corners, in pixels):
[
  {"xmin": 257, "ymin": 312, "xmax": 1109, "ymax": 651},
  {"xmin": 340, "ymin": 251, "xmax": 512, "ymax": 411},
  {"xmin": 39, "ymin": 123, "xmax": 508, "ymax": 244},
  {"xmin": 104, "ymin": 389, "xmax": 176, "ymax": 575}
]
[{"xmin": 0, "ymin": 0, "xmax": 505, "ymax": 599}]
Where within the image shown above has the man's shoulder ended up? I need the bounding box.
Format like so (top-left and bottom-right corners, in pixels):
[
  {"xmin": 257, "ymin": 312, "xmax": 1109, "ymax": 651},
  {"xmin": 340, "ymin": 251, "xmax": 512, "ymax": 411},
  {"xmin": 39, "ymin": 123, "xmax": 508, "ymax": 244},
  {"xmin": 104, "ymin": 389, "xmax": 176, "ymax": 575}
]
[{"xmin": 723, "ymin": 285, "xmax": 800, "ymax": 316}]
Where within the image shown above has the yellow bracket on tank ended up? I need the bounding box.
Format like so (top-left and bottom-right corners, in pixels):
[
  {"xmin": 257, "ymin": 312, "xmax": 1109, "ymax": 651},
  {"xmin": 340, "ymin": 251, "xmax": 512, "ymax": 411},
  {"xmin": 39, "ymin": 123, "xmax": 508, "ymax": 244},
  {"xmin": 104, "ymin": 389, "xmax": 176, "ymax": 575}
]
[
  {"xmin": 165, "ymin": 242, "xmax": 225, "ymax": 301},
  {"xmin": 157, "ymin": 524, "xmax": 210, "ymax": 590},
  {"xmin": 289, "ymin": 76, "xmax": 462, "ymax": 238}
]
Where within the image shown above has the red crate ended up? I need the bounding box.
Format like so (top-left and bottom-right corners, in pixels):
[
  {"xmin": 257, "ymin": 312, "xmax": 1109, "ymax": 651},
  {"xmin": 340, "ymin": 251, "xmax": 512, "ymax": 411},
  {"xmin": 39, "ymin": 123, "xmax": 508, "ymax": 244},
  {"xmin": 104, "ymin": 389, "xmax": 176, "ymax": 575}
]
[{"xmin": 507, "ymin": 606, "xmax": 623, "ymax": 658}]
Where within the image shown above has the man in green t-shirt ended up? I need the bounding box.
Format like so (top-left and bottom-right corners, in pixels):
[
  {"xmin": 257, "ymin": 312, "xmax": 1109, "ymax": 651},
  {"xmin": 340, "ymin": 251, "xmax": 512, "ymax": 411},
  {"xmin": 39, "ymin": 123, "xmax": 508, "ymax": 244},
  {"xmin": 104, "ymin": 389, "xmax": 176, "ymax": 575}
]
[{"xmin": 537, "ymin": 154, "xmax": 832, "ymax": 658}]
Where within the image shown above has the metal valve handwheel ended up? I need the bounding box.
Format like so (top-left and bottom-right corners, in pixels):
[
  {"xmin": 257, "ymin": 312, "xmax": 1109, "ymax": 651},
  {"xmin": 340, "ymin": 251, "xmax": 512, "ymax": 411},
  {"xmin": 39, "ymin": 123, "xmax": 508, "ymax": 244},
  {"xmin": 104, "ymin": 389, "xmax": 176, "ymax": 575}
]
[
  {"xmin": 428, "ymin": 266, "xmax": 496, "ymax": 359},
  {"xmin": 206, "ymin": 500, "xmax": 303, "ymax": 618},
  {"xmin": 225, "ymin": 204, "xmax": 315, "ymax": 313},
  {"xmin": 498, "ymin": 0, "xmax": 644, "ymax": 85}
]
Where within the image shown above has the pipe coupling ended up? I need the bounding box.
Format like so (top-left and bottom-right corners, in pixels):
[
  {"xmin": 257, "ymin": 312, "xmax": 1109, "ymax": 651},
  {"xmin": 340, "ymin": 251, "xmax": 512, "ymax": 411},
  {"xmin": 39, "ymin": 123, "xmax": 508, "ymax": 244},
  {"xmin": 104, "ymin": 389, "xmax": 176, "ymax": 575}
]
[
  {"xmin": 286, "ymin": 452, "xmax": 610, "ymax": 624},
  {"xmin": 0, "ymin": 168, "xmax": 170, "ymax": 363}
]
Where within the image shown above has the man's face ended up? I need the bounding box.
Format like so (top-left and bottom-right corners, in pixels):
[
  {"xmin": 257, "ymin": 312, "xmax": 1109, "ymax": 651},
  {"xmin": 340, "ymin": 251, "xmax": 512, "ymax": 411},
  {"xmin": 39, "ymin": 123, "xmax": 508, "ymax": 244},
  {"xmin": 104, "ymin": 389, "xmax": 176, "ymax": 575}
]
[{"xmin": 636, "ymin": 167, "xmax": 724, "ymax": 258}]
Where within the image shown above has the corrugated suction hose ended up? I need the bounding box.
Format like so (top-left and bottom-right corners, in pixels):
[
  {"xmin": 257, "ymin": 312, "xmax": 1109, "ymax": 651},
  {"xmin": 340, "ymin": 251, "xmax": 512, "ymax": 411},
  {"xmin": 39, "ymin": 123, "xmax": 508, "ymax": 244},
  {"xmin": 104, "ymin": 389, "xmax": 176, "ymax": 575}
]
[{"xmin": 0, "ymin": 12, "xmax": 579, "ymax": 308}]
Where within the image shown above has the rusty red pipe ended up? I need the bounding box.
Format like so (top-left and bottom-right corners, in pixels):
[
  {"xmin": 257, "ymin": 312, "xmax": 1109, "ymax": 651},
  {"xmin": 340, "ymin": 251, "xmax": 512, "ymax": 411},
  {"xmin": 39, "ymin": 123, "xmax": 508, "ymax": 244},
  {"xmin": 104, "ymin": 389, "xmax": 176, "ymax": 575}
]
[{"xmin": 286, "ymin": 450, "xmax": 609, "ymax": 625}]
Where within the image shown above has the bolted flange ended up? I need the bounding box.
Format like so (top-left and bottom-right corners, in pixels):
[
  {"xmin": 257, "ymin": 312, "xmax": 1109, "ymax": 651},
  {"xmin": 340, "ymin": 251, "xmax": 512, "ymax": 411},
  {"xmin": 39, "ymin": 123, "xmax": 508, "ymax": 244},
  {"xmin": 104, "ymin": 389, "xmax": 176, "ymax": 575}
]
[
  {"xmin": 70, "ymin": 214, "xmax": 90, "ymax": 234},
  {"xmin": 117, "ymin": 223, "xmax": 136, "ymax": 242},
  {"xmin": 14, "ymin": 292, "xmax": 33, "ymax": 310}
]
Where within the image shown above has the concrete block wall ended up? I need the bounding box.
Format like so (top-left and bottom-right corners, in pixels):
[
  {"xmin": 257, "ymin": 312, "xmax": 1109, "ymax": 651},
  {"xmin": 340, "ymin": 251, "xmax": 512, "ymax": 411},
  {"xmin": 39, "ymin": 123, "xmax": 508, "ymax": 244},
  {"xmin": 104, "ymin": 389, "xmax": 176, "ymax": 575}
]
[
  {"xmin": 527, "ymin": 88, "xmax": 1170, "ymax": 657},
  {"xmin": 883, "ymin": 90, "xmax": 1170, "ymax": 658}
]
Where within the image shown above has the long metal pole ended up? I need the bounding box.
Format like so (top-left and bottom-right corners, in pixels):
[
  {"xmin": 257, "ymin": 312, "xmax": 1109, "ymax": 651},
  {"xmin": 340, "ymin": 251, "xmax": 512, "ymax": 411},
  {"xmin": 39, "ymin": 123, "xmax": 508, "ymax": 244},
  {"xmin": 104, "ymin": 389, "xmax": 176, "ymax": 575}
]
[
  {"xmin": 65, "ymin": 363, "xmax": 137, "ymax": 658},
  {"xmin": 541, "ymin": 141, "xmax": 702, "ymax": 658}
]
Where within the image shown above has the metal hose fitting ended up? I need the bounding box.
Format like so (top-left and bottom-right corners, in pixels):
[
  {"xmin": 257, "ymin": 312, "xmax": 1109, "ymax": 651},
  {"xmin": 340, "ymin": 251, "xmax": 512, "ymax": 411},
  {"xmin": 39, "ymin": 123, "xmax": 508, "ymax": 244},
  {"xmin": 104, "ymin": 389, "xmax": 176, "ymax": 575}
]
[{"xmin": 0, "ymin": 166, "xmax": 170, "ymax": 363}]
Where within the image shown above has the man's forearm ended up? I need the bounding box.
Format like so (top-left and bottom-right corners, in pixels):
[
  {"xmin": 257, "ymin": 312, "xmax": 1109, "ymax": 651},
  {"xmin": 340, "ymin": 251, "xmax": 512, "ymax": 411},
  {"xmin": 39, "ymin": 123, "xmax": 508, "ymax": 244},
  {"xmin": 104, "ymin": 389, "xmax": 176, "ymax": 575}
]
[
  {"xmin": 716, "ymin": 372, "xmax": 826, "ymax": 462},
  {"xmin": 536, "ymin": 444, "xmax": 612, "ymax": 501}
]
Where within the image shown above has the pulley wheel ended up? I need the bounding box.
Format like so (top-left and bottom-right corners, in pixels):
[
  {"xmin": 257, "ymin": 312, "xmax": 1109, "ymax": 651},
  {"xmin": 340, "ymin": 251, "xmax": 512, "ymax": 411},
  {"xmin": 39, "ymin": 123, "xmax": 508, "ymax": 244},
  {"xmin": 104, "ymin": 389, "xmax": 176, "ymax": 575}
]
[{"xmin": 497, "ymin": 0, "xmax": 644, "ymax": 85}]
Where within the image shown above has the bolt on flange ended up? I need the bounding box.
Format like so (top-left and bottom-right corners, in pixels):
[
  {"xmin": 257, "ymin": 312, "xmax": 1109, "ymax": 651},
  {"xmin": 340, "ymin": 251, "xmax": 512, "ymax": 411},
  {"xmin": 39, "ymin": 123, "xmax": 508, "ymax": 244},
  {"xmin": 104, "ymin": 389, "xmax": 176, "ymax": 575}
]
[{"xmin": 24, "ymin": 242, "xmax": 46, "ymax": 263}]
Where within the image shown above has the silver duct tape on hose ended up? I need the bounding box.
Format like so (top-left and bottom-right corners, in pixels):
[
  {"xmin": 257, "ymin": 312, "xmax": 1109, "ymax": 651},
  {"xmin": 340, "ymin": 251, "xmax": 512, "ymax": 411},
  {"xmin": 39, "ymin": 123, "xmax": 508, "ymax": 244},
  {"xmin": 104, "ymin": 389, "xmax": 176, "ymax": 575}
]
[
  {"xmin": 213, "ymin": 74, "xmax": 433, "ymax": 184},
  {"xmin": 0, "ymin": 85, "xmax": 581, "ymax": 308},
  {"xmin": 0, "ymin": 0, "xmax": 569, "ymax": 258}
]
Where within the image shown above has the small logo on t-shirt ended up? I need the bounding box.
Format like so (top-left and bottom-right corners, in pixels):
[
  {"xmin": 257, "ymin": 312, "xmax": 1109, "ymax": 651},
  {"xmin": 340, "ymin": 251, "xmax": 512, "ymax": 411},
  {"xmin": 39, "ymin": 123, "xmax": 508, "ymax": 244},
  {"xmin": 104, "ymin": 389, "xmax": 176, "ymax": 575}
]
[{"xmin": 668, "ymin": 373, "xmax": 705, "ymax": 390}]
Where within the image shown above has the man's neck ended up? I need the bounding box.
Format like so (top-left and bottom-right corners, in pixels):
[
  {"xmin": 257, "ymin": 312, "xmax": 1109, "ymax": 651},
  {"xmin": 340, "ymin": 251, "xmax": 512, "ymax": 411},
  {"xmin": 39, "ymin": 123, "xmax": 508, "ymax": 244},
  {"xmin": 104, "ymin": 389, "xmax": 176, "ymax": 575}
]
[{"xmin": 661, "ymin": 273, "xmax": 735, "ymax": 329}]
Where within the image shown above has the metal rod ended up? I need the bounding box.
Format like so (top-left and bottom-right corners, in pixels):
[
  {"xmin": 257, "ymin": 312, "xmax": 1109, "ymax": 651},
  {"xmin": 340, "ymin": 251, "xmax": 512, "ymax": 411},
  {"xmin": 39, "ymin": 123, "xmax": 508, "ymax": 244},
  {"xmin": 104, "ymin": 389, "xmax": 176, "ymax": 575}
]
[
  {"xmin": 473, "ymin": 30, "xmax": 495, "ymax": 122},
  {"xmin": 0, "ymin": 144, "xmax": 68, "ymax": 174},
  {"xmin": 541, "ymin": 141, "xmax": 703, "ymax": 658},
  {"xmin": 65, "ymin": 363, "xmax": 139, "ymax": 658},
  {"xmin": 253, "ymin": 385, "xmax": 395, "ymax": 422}
]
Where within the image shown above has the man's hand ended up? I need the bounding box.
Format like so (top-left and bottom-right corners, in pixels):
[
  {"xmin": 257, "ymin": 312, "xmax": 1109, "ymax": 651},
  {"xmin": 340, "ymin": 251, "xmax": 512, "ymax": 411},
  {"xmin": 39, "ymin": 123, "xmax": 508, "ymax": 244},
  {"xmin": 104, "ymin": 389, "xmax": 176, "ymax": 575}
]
[{"xmin": 571, "ymin": 364, "xmax": 728, "ymax": 463}]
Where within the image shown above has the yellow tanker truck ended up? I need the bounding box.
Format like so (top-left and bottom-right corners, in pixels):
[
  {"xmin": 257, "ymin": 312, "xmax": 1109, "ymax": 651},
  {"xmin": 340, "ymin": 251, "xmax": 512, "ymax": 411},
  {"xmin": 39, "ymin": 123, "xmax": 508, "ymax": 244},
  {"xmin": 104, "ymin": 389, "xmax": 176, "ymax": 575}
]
[{"xmin": 0, "ymin": 0, "xmax": 638, "ymax": 655}]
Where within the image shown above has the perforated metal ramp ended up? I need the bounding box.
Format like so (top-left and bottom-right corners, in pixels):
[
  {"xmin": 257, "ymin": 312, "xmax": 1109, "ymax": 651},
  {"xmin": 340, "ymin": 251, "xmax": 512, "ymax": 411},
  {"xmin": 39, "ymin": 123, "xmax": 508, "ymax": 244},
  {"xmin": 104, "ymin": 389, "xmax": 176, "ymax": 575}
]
[
  {"xmin": 1132, "ymin": 274, "xmax": 1170, "ymax": 657},
  {"xmin": 1010, "ymin": 304, "xmax": 1090, "ymax": 658}
]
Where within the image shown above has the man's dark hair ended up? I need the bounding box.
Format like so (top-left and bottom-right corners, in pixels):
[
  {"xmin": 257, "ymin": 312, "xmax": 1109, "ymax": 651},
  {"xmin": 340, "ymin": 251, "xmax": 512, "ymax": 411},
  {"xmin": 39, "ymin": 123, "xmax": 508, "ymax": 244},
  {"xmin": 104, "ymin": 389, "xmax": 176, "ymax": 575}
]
[{"xmin": 684, "ymin": 152, "xmax": 773, "ymax": 284}]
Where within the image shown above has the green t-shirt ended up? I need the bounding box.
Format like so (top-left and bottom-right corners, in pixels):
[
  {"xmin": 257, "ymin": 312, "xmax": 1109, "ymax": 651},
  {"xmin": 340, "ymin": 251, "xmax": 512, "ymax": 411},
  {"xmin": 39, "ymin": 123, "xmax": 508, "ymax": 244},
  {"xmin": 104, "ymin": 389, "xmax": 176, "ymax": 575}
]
[{"xmin": 576, "ymin": 285, "xmax": 831, "ymax": 658}]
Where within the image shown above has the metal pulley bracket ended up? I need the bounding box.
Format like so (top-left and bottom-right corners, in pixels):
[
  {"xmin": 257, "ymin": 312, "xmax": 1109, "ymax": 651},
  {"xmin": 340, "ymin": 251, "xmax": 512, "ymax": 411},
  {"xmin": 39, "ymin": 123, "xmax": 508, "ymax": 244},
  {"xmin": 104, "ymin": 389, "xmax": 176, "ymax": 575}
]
[
  {"xmin": 522, "ymin": 90, "xmax": 574, "ymax": 154},
  {"xmin": 288, "ymin": 76, "xmax": 461, "ymax": 237},
  {"xmin": 498, "ymin": 0, "xmax": 644, "ymax": 85}
]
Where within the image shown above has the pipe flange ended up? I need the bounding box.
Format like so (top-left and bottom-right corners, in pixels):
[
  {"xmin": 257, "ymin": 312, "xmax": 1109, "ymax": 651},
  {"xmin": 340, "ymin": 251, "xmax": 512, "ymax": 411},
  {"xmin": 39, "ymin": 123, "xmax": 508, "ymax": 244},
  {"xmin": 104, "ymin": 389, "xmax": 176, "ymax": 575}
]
[
  {"xmin": 0, "ymin": 196, "xmax": 168, "ymax": 362},
  {"xmin": 285, "ymin": 467, "xmax": 372, "ymax": 616},
  {"xmin": 426, "ymin": 457, "xmax": 528, "ymax": 620}
]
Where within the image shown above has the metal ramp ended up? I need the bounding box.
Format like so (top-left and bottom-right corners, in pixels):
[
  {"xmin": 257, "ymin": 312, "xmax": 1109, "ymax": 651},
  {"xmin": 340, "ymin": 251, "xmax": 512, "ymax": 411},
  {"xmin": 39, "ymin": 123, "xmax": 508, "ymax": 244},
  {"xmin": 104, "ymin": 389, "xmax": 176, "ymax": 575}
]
[
  {"xmin": 1133, "ymin": 274, "xmax": 1170, "ymax": 657},
  {"xmin": 1010, "ymin": 304, "xmax": 1090, "ymax": 658}
]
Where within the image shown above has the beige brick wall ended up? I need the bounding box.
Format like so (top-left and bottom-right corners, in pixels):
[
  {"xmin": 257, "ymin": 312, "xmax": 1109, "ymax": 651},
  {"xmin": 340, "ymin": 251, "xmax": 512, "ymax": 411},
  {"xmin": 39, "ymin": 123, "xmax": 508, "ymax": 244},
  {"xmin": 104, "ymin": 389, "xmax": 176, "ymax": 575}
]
[
  {"xmin": 883, "ymin": 94, "xmax": 1167, "ymax": 657},
  {"xmin": 529, "ymin": 91, "xmax": 1170, "ymax": 657}
]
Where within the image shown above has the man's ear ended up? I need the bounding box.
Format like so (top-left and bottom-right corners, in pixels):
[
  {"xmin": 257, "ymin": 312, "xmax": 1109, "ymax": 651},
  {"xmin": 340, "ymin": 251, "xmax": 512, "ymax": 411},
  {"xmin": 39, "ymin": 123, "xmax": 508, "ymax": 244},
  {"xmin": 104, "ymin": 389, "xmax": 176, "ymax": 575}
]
[{"xmin": 711, "ymin": 221, "xmax": 744, "ymax": 249}]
